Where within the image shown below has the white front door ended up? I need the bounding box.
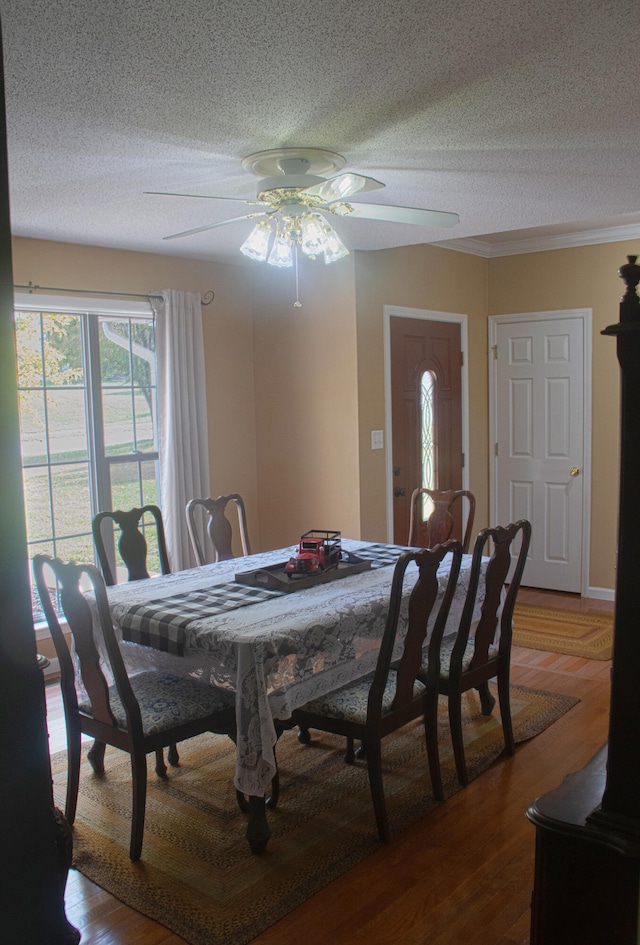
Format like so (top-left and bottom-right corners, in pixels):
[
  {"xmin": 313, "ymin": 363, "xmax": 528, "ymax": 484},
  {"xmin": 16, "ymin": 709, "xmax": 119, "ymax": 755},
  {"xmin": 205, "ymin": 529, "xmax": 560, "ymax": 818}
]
[{"xmin": 489, "ymin": 310, "xmax": 591, "ymax": 593}]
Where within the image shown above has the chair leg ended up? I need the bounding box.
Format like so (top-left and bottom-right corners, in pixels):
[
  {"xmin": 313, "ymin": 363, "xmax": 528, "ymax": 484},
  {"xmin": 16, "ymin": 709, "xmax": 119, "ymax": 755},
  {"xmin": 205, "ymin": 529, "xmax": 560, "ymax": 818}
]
[
  {"xmin": 154, "ymin": 748, "xmax": 168, "ymax": 778},
  {"xmin": 87, "ymin": 738, "xmax": 106, "ymax": 775},
  {"xmin": 478, "ymin": 682, "xmax": 496, "ymax": 716},
  {"xmin": 66, "ymin": 731, "xmax": 82, "ymax": 825},
  {"xmin": 497, "ymin": 669, "xmax": 515, "ymax": 755},
  {"xmin": 365, "ymin": 738, "xmax": 389, "ymax": 843},
  {"xmin": 424, "ymin": 692, "xmax": 444, "ymax": 802},
  {"xmin": 167, "ymin": 743, "xmax": 180, "ymax": 766},
  {"xmin": 344, "ymin": 735, "xmax": 356, "ymax": 764},
  {"xmin": 129, "ymin": 751, "xmax": 148, "ymax": 861},
  {"xmin": 448, "ymin": 693, "xmax": 468, "ymax": 787}
]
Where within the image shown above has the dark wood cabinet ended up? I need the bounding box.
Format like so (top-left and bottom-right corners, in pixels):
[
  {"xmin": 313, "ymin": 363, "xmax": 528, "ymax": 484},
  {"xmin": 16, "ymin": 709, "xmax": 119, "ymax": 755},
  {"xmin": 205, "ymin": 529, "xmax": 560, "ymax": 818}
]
[
  {"xmin": 527, "ymin": 257, "xmax": 640, "ymax": 944},
  {"xmin": 528, "ymin": 746, "xmax": 640, "ymax": 944}
]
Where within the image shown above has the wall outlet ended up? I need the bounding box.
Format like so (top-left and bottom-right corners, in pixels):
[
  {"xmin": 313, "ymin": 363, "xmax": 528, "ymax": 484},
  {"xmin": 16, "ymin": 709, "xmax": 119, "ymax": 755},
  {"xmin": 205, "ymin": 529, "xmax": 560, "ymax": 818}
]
[{"xmin": 371, "ymin": 430, "xmax": 384, "ymax": 450}]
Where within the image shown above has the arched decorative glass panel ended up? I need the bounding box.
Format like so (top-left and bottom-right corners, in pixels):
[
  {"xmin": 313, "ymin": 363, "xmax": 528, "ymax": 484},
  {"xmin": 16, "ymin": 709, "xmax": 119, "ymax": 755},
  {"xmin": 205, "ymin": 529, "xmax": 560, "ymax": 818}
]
[{"xmin": 420, "ymin": 370, "xmax": 436, "ymax": 521}]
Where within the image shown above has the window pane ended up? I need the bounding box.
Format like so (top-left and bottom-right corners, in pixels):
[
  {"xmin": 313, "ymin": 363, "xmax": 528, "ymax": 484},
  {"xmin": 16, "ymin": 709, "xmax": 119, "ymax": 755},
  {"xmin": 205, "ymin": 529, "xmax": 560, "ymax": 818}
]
[
  {"xmin": 102, "ymin": 388, "xmax": 134, "ymax": 455},
  {"xmin": 46, "ymin": 389, "xmax": 88, "ymax": 463},
  {"xmin": 42, "ymin": 313, "xmax": 83, "ymax": 387},
  {"xmin": 140, "ymin": 509, "xmax": 162, "ymax": 577},
  {"xmin": 19, "ymin": 390, "xmax": 47, "ymax": 466},
  {"xmin": 140, "ymin": 461, "xmax": 159, "ymax": 506},
  {"xmin": 23, "ymin": 466, "xmax": 53, "ymax": 543},
  {"xmin": 55, "ymin": 534, "xmax": 96, "ymax": 566},
  {"xmin": 14, "ymin": 310, "xmax": 44, "ymax": 388},
  {"xmin": 49, "ymin": 462, "xmax": 92, "ymax": 542},
  {"xmin": 110, "ymin": 460, "xmax": 143, "ymax": 510},
  {"xmin": 99, "ymin": 320, "xmax": 132, "ymax": 386},
  {"xmin": 134, "ymin": 388, "xmax": 156, "ymax": 451}
]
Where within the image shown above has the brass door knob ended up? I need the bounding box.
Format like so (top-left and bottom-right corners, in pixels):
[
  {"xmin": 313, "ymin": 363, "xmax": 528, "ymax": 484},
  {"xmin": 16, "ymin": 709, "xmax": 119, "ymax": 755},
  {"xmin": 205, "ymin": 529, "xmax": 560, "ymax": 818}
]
[{"xmin": 569, "ymin": 467, "xmax": 580, "ymax": 477}]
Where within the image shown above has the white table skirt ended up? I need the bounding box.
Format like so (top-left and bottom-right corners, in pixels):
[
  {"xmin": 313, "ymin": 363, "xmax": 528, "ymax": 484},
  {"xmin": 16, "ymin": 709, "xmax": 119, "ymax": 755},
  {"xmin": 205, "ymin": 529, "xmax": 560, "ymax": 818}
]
[{"xmin": 96, "ymin": 539, "xmax": 484, "ymax": 795}]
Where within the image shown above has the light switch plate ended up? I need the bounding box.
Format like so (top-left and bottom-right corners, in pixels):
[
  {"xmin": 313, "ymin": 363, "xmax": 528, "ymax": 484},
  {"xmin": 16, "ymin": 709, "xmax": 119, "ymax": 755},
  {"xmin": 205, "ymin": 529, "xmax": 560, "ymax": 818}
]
[{"xmin": 371, "ymin": 429, "xmax": 384, "ymax": 450}]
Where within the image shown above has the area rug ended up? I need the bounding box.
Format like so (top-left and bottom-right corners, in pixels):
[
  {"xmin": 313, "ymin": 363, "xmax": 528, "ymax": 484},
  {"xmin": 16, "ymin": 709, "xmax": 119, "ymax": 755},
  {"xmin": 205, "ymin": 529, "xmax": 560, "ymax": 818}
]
[
  {"xmin": 513, "ymin": 603, "xmax": 613, "ymax": 660},
  {"xmin": 51, "ymin": 684, "xmax": 578, "ymax": 945}
]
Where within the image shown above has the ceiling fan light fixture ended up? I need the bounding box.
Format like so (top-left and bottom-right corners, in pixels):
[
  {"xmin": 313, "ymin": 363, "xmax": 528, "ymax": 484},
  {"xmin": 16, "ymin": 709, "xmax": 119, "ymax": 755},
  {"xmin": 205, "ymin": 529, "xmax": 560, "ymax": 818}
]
[
  {"xmin": 240, "ymin": 220, "xmax": 272, "ymax": 261},
  {"xmin": 323, "ymin": 226, "xmax": 349, "ymax": 264},
  {"xmin": 300, "ymin": 213, "xmax": 330, "ymax": 257},
  {"xmin": 267, "ymin": 230, "xmax": 294, "ymax": 268}
]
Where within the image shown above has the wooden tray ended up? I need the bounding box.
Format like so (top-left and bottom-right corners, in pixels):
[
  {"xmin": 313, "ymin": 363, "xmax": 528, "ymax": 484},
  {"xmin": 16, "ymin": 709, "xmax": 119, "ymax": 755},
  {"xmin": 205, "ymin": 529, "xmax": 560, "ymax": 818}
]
[{"xmin": 234, "ymin": 551, "xmax": 372, "ymax": 593}]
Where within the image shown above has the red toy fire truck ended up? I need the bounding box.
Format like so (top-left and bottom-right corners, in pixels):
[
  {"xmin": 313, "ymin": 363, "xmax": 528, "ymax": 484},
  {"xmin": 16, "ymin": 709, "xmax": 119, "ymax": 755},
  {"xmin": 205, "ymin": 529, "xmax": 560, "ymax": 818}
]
[{"xmin": 284, "ymin": 530, "xmax": 342, "ymax": 577}]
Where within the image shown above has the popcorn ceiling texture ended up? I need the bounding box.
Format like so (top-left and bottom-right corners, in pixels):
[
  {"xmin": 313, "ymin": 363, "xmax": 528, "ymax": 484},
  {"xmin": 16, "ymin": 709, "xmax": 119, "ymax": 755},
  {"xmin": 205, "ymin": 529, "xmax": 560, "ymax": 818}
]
[{"xmin": 1, "ymin": 0, "xmax": 640, "ymax": 262}]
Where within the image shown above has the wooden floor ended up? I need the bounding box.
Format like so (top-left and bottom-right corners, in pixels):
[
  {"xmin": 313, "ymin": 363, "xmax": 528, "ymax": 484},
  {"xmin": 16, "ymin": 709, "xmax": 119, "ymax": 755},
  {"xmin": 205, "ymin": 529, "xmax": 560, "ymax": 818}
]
[{"xmin": 49, "ymin": 587, "xmax": 613, "ymax": 945}]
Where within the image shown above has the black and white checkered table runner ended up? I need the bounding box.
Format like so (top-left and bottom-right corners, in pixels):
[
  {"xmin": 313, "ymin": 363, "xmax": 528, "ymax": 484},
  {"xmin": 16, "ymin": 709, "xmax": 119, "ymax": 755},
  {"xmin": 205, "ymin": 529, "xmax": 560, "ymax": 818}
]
[
  {"xmin": 120, "ymin": 583, "xmax": 282, "ymax": 655},
  {"xmin": 349, "ymin": 543, "xmax": 406, "ymax": 568},
  {"xmin": 119, "ymin": 546, "xmax": 403, "ymax": 654}
]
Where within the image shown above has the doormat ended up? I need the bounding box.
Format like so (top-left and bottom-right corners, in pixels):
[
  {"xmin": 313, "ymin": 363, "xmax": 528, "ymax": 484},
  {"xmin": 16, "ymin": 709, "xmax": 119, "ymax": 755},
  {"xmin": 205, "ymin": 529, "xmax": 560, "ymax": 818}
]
[{"xmin": 513, "ymin": 604, "xmax": 613, "ymax": 660}]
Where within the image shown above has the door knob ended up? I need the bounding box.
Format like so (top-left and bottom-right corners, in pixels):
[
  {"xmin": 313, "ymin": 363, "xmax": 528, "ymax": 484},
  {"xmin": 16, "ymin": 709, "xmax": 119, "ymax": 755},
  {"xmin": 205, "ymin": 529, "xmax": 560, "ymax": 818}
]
[
  {"xmin": 569, "ymin": 467, "xmax": 580, "ymax": 477},
  {"xmin": 393, "ymin": 487, "xmax": 406, "ymax": 497}
]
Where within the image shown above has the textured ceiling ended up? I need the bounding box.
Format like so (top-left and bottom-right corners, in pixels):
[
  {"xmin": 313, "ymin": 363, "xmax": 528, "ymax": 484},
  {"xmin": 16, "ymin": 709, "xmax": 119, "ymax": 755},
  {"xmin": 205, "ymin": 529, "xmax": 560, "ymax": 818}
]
[{"xmin": 1, "ymin": 0, "xmax": 640, "ymax": 265}]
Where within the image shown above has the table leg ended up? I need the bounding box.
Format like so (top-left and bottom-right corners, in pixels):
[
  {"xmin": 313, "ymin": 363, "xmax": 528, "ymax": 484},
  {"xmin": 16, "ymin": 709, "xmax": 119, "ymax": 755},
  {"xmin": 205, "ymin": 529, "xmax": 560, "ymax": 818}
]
[{"xmin": 246, "ymin": 794, "xmax": 271, "ymax": 853}]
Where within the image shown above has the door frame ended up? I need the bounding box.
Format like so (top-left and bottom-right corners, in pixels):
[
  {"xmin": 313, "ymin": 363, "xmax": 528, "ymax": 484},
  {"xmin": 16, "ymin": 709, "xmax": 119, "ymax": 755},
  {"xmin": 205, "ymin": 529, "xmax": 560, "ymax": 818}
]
[
  {"xmin": 383, "ymin": 305, "xmax": 470, "ymax": 543},
  {"xmin": 488, "ymin": 308, "xmax": 596, "ymax": 598}
]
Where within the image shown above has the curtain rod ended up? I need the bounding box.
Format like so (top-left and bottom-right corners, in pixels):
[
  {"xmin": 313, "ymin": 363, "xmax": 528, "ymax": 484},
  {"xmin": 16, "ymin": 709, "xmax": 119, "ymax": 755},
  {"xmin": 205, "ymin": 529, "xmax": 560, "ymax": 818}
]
[{"xmin": 13, "ymin": 281, "xmax": 215, "ymax": 305}]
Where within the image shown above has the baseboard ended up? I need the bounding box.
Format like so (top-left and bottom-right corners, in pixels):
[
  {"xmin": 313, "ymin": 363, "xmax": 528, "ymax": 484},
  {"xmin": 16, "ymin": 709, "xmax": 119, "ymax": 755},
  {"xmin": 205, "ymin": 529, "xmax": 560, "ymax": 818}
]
[{"xmin": 586, "ymin": 585, "xmax": 615, "ymax": 602}]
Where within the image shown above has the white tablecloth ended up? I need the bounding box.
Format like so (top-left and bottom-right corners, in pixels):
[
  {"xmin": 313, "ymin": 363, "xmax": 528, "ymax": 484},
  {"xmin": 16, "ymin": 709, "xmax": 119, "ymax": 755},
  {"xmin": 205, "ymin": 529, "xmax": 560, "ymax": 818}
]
[{"xmin": 101, "ymin": 539, "xmax": 484, "ymax": 795}]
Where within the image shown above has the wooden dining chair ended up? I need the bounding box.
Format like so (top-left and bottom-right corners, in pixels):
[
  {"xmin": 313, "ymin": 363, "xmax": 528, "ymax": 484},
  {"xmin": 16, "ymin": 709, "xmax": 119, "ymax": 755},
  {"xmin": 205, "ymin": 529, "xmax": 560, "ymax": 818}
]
[
  {"xmin": 420, "ymin": 519, "xmax": 531, "ymax": 788},
  {"xmin": 186, "ymin": 494, "xmax": 251, "ymax": 565},
  {"xmin": 33, "ymin": 553, "xmax": 237, "ymax": 861},
  {"xmin": 92, "ymin": 504, "xmax": 176, "ymax": 767},
  {"xmin": 292, "ymin": 540, "xmax": 463, "ymax": 842},
  {"xmin": 408, "ymin": 488, "xmax": 476, "ymax": 552},
  {"xmin": 92, "ymin": 505, "xmax": 171, "ymax": 586}
]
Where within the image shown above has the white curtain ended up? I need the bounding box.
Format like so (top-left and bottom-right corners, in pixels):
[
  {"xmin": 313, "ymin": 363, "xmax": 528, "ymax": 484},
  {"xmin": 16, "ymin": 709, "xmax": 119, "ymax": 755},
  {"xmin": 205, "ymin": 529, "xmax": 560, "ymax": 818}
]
[{"xmin": 153, "ymin": 289, "xmax": 210, "ymax": 571}]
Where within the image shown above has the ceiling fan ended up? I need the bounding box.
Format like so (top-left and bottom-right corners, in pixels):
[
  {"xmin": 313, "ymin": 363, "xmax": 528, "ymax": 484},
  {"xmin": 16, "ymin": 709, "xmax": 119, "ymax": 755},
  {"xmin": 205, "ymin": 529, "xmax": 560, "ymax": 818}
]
[{"xmin": 147, "ymin": 148, "xmax": 459, "ymax": 268}]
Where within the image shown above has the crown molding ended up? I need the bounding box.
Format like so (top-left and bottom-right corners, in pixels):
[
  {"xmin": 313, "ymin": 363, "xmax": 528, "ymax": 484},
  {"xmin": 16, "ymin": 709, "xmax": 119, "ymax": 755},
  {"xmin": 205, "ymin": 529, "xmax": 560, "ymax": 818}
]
[{"xmin": 435, "ymin": 222, "xmax": 640, "ymax": 258}]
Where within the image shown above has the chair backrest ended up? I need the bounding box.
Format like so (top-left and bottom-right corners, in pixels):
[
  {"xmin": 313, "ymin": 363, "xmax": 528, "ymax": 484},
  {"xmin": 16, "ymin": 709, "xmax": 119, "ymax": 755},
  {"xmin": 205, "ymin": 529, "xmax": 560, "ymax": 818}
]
[
  {"xmin": 408, "ymin": 488, "xmax": 476, "ymax": 552},
  {"xmin": 185, "ymin": 494, "xmax": 251, "ymax": 565},
  {"xmin": 92, "ymin": 505, "xmax": 170, "ymax": 586},
  {"xmin": 452, "ymin": 519, "xmax": 532, "ymax": 673},
  {"xmin": 32, "ymin": 554, "xmax": 143, "ymax": 735},
  {"xmin": 368, "ymin": 540, "xmax": 463, "ymax": 719}
]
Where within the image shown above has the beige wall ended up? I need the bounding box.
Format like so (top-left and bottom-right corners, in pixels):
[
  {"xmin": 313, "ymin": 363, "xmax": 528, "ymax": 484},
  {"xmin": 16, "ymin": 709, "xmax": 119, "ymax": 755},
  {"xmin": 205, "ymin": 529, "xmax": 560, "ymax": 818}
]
[
  {"xmin": 12, "ymin": 234, "xmax": 631, "ymax": 591},
  {"xmin": 354, "ymin": 243, "xmax": 490, "ymax": 542},
  {"xmin": 12, "ymin": 238, "xmax": 261, "ymax": 550},
  {"xmin": 250, "ymin": 257, "xmax": 361, "ymax": 549},
  {"xmin": 488, "ymin": 241, "xmax": 634, "ymax": 591}
]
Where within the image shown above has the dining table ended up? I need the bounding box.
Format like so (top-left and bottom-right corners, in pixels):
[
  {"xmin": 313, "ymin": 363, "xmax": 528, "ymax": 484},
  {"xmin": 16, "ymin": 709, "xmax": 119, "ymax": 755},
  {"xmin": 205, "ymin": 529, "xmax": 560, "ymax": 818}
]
[{"xmin": 100, "ymin": 538, "xmax": 487, "ymax": 852}]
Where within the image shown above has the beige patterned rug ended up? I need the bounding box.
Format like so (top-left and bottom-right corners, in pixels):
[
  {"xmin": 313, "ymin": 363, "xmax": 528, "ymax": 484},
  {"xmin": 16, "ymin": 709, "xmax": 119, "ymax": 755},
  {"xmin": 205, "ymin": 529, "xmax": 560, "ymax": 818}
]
[
  {"xmin": 51, "ymin": 683, "xmax": 578, "ymax": 945},
  {"xmin": 513, "ymin": 604, "xmax": 613, "ymax": 660}
]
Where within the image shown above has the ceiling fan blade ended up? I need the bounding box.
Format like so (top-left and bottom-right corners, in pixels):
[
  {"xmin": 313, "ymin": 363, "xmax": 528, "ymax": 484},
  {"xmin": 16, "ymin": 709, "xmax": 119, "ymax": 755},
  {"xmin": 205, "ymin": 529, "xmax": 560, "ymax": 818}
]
[
  {"xmin": 300, "ymin": 172, "xmax": 385, "ymax": 203},
  {"xmin": 163, "ymin": 212, "xmax": 267, "ymax": 241},
  {"xmin": 147, "ymin": 190, "xmax": 260, "ymax": 204},
  {"xmin": 331, "ymin": 202, "xmax": 459, "ymax": 228}
]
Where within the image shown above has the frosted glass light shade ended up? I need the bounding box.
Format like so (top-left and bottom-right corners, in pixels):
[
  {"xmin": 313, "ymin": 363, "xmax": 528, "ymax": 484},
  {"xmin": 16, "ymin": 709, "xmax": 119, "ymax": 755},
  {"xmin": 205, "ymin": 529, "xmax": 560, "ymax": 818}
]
[
  {"xmin": 268, "ymin": 234, "xmax": 294, "ymax": 267},
  {"xmin": 240, "ymin": 221, "xmax": 272, "ymax": 261},
  {"xmin": 300, "ymin": 214, "xmax": 329, "ymax": 256},
  {"xmin": 323, "ymin": 226, "xmax": 349, "ymax": 264}
]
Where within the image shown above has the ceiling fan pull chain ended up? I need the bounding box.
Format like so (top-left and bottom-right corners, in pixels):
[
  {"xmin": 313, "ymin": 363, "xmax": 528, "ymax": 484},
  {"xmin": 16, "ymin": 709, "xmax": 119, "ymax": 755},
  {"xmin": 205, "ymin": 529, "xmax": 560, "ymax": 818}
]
[{"xmin": 294, "ymin": 244, "xmax": 302, "ymax": 308}]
